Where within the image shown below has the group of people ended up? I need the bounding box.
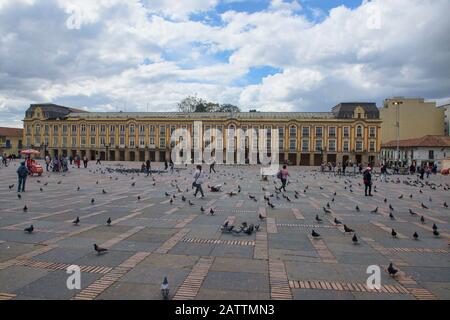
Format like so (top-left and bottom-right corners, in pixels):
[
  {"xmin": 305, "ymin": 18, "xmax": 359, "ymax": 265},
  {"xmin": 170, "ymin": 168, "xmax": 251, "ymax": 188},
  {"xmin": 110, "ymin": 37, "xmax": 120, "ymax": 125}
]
[
  {"xmin": 321, "ymin": 161, "xmax": 365, "ymax": 176},
  {"xmin": 0, "ymin": 153, "xmax": 17, "ymax": 167}
]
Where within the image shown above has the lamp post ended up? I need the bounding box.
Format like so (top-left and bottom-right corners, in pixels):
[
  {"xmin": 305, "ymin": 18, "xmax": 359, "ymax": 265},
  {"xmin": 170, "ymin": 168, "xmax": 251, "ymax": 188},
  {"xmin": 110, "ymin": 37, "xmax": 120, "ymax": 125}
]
[{"xmin": 393, "ymin": 101, "xmax": 403, "ymax": 166}]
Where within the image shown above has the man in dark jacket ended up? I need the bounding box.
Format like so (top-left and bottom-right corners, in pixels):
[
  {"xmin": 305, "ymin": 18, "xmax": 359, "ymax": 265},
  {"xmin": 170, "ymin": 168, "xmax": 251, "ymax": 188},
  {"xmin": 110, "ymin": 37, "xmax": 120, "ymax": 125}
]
[
  {"xmin": 17, "ymin": 161, "xmax": 29, "ymax": 192},
  {"xmin": 363, "ymin": 167, "xmax": 372, "ymax": 196}
]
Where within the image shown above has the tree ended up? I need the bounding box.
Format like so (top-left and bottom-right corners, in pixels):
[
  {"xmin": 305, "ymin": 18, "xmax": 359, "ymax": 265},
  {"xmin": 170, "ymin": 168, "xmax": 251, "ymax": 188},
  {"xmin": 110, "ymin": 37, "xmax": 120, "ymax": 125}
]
[{"xmin": 177, "ymin": 96, "xmax": 241, "ymax": 113}]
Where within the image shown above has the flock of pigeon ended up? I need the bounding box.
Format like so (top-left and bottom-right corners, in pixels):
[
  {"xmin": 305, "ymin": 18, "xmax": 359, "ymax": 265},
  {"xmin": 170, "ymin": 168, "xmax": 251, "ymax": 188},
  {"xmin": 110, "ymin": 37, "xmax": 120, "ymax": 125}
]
[{"xmin": 8, "ymin": 162, "xmax": 450, "ymax": 297}]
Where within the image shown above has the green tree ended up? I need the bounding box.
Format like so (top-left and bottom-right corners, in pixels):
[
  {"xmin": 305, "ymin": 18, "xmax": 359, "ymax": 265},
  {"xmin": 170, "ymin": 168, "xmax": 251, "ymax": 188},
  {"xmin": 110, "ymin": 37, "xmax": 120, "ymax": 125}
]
[{"xmin": 177, "ymin": 96, "xmax": 241, "ymax": 113}]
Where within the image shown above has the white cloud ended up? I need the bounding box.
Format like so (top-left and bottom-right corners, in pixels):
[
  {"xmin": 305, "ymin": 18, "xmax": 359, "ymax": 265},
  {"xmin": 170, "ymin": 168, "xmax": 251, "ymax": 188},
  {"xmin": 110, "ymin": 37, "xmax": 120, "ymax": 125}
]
[{"xmin": 0, "ymin": 0, "xmax": 449, "ymax": 128}]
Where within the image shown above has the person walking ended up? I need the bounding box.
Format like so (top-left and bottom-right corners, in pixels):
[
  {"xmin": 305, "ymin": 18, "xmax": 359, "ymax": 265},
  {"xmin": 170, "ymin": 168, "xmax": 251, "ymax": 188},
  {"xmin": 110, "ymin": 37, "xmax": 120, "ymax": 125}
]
[
  {"xmin": 363, "ymin": 167, "xmax": 373, "ymax": 196},
  {"xmin": 83, "ymin": 155, "xmax": 88, "ymax": 168},
  {"xmin": 209, "ymin": 158, "xmax": 216, "ymax": 173},
  {"xmin": 75, "ymin": 154, "xmax": 81, "ymax": 168},
  {"xmin": 380, "ymin": 163, "xmax": 387, "ymax": 182},
  {"xmin": 193, "ymin": 165, "xmax": 205, "ymax": 198},
  {"xmin": 169, "ymin": 159, "xmax": 174, "ymax": 174},
  {"xmin": 277, "ymin": 165, "xmax": 290, "ymax": 192},
  {"xmin": 342, "ymin": 161, "xmax": 347, "ymax": 176},
  {"xmin": 96, "ymin": 154, "xmax": 101, "ymax": 165},
  {"xmin": 17, "ymin": 161, "xmax": 29, "ymax": 193}
]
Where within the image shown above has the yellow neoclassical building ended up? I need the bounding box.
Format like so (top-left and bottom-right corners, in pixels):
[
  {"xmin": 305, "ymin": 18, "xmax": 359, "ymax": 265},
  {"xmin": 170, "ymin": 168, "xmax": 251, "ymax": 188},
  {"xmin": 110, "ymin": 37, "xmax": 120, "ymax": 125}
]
[{"xmin": 23, "ymin": 103, "xmax": 382, "ymax": 166}]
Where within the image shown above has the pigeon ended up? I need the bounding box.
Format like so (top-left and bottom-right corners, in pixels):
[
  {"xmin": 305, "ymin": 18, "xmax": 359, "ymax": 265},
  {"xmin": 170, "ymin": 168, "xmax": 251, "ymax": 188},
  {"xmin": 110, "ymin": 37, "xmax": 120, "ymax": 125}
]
[
  {"xmin": 429, "ymin": 197, "xmax": 432, "ymax": 202},
  {"xmin": 355, "ymin": 205, "xmax": 360, "ymax": 212},
  {"xmin": 413, "ymin": 232, "xmax": 419, "ymax": 240},
  {"xmin": 181, "ymin": 196, "xmax": 186, "ymax": 202},
  {"xmin": 323, "ymin": 207, "xmax": 331, "ymax": 214},
  {"xmin": 387, "ymin": 263, "xmax": 398, "ymax": 276},
  {"xmin": 311, "ymin": 230, "xmax": 320, "ymax": 238},
  {"xmin": 334, "ymin": 218, "xmax": 342, "ymax": 225},
  {"xmin": 107, "ymin": 217, "xmax": 112, "ymax": 226},
  {"xmin": 24, "ymin": 225, "xmax": 34, "ymax": 233},
  {"xmin": 389, "ymin": 212, "xmax": 395, "ymax": 220},
  {"xmin": 131, "ymin": 182, "xmax": 135, "ymax": 187},
  {"xmin": 268, "ymin": 202, "xmax": 275, "ymax": 209},
  {"xmin": 389, "ymin": 204, "xmax": 394, "ymax": 211},
  {"xmin": 189, "ymin": 200, "xmax": 194, "ymax": 206},
  {"xmin": 93, "ymin": 244, "xmax": 107, "ymax": 254},
  {"xmin": 23, "ymin": 205, "xmax": 28, "ymax": 212},
  {"xmin": 161, "ymin": 277, "xmax": 169, "ymax": 299},
  {"xmin": 102, "ymin": 189, "xmax": 107, "ymax": 194},
  {"xmin": 137, "ymin": 196, "xmax": 141, "ymax": 201},
  {"xmin": 17, "ymin": 194, "xmax": 21, "ymax": 199},
  {"xmin": 420, "ymin": 216, "xmax": 425, "ymax": 223},
  {"xmin": 432, "ymin": 223, "xmax": 438, "ymax": 231},
  {"xmin": 398, "ymin": 195, "xmax": 403, "ymax": 199},
  {"xmin": 73, "ymin": 216, "xmax": 80, "ymax": 225},
  {"xmin": 40, "ymin": 187, "xmax": 43, "ymax": 192},
  {"xmin": 326, "ymin": 202, "xmax": 330, "ymax": 209},
  {"xmin": 444, "ymin": 202, "xmax": 448, "ymax": 208},
  {"xmin": 371, "ymin": 207, "xmax": 378, "ymax": 214},
  {"xmin": 315, "ymin": 214, "xmax": 323, "ymax": 223},
  {"xmin": 259, "ymin": 213, "xmax": 266, "ymax": 221},
  {"xmin": 91, "ymin": 198, "xmax": 95, "ymax": 204},
  {"xmin": 165, "ymin": 192, "xmax": 170, "ymax": 197},
  {"xmin": 200, "ymin": 206, "xmax": 205, "ymax": 213},
  {"xmin": 409, "ymin": 209, "xmax": 417, "ymax": 216},
  {"xmin": 410, "ymin": 194, "xmax": 413, "ymax": 199},
  {"xmin": 331, "ymin": 198, "xmax": 335, "ymax": 202},
  {"xmin": 383, "ymin": 198, "xmax": 387, "ymax": 203},
  {"xmin": 77, "ymin": 186, "xmax": 80, "ymax": 191},
  {"xmin": 391, "ymin": 229, "xmax": 397, "ymax": 238},
  {"xmin": 209, "ymin": 208, "xmax": 215, "ymax": 215},
  {"xmin": 344, "ymin": 225, "xmax": 354, "ymax": 233},
  {"xmin": 8, "ymin": 184, "xmax": 14, "ymax": 190},
  {"xmin": 255, "ymin": 224, "xmax": 260, "ymax": 232},
  {"xmin": 433, "ymin": 230, "xmax": 440, "ymax": 237},
  {"xmin": 352, "ymin": 234, "xmax": 358, "ymax": 244},
  {"xmin": 421, "ymin": 203, "xmax": 429, "ymax": 209}
]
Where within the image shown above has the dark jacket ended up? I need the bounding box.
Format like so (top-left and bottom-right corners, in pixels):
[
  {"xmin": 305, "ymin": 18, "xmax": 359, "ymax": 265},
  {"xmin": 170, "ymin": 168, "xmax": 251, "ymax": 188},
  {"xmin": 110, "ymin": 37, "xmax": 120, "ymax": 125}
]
[
  {"xmin": 17, "ymin": 164, "xmax": 29, "ymax": 177},
  {"xmin": 363, "ymin": 170, "xmax": 372, "ymax": 184}
]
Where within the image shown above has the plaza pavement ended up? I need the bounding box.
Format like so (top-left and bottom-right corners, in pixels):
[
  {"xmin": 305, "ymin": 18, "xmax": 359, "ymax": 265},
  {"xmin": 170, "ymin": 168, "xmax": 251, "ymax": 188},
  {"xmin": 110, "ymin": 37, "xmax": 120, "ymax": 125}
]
[{"xmin": 0, "ymin": 160, "xmax": 449, "ymax": 300}]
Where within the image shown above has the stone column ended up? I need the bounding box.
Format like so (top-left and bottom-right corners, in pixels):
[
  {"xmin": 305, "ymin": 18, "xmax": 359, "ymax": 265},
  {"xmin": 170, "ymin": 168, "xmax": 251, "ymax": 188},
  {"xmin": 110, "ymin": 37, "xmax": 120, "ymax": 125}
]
[
  {"xmin": 309, "ymin": 153, "xmax": 314, "ymax": 166},
  {"xmin": 115, "ymin": 150, "xmax": 120, "ymax": 161},
  {"xmin": 125, "ymin": 149, "xmax": 130, "ymax": 161},
  {"xmin": 155, "ymin": 150, "xmax": 160, "ymax": 162},
  {"xmin": 296, "ymin": 152, "xmax": 301, "ymax": 166}
]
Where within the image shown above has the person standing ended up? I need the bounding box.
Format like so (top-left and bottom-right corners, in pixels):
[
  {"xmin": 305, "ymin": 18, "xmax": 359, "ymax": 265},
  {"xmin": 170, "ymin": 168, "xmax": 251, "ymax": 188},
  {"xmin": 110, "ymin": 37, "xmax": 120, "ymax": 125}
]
[
  {"xmin": 83, "ymin": 155, "xmax": 88, "ymax": 168},
  {"xmin": 96, "ymin": 154, "xmax": 101, "ymax": 165},
  {"xmin": 363, "ymin": 167, "xmax": 373, "ymax": 196},
  {"xmin": 164, "ymin": 160, "xmax": 168, "ymax": 171},
  {"xmin": 193, "ymin": 165, "xmax": 205, "ymax": 198},
  {"xmin": 342, "ymin": 161, "xmax": 347, "ymax": 176},
  {"xmin": 17, "ymin": 161, "xmax": 29, "ymax": 192},
  {"xmin": 169, "ymin": 159, "xmax": 174, "ymax": 174},
  {"xmin": 145, "ymin": 159, "xmax": 151, "ymax": 176},
  {"xmin": 69, "ymin": 155, "xmax": 73, "ymax": 165},
  {"xmin": 75, "ymin": 154, "xmax": 81, "ymax": 168},
  {"xmin": 45, "ymin": 155, "xmax": 51, "ymax": 172},
  {"xmin": 380, "ymin": 163, "xmax": 387, "ymax": 182}
]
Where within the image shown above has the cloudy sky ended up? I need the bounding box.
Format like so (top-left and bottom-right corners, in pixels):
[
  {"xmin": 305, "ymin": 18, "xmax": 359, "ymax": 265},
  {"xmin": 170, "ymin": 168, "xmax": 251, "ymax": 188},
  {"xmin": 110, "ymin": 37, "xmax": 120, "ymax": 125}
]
[{"xmin": 0, "ymin": 0, "xmax": 449, "ymax": 127}]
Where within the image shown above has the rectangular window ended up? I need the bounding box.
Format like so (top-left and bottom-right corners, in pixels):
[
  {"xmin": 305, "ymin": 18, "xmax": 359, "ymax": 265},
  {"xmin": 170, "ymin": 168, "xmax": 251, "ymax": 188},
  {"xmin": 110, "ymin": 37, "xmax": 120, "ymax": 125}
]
[
  {"xmin": 62, "ymin": 137, "xmax": 67, "ymax": 147},
  {"xmin": 35, "ymin": 125, "xmax": 40, "ymax": 135},
  {"xmin": 279, "ymin": 139, "xmax": 284, "ymax": 150},
  {"xmin": 369, "ymin": 141, "xmax": 376, "ymax": 152},
  {"xmin": 35, "ymin": 136, "xmax": 41, "ymax": 145},
  {"xmin": 343, "ymin": 126, "xmax": 349, "ymax": 138},
  {"xmin": 150, "ymin": 137, "xmax": 155, "ymax": 145},
  {"xmin": 302, "ymin": 126, "xmax": 310, "ymax": 137},
  {"xmin": 26, "ymin": 125, "xmax": 31, "ymax": 135},
  {"xmin": 159, "ymin": 137, "xmax": 166, "ymax": 148},
  {"xmin": 90, "ymin": 137, "xmax": 95, "ymax": 146},
  {"xmin": 150, "ymin": 125, "xmax": 155, "ymax": 134},
  {"xmin": 110, "ymin": 125, "xmax": 115, "ymax": 133},
  {"xmin": 72, "ymin": 125, "xmax": 77, "ymax": 133},
  {"xmin": 328, "ymin": 127, "xmax": 336, "ymax": 137},
  {"xmin": 315, "ymin": 127, "xmax": 323, "ymax": 138},
  {"xmin": 315, "ymin": 140, "xmax": 323, "ymax": 151},
  {"xmin": 139, "ymin": 137, "xmax": 145, "ymax": 147},
  {"xmin": 289, "ymin": 139, "xmax": 296, "ymax": 150},
  {"xmin": 72, "ymin": 137, "xmax": 77, "ymax": 147},
  {"xmin": 356, "ymin": 141, "xmax": 363, "ymax": 152},
  {"xmin": 129, "ymin": 124, "xmax": 135, "ymax": 134},
  {"xmin": 343, "ymin": 140, "xmax": 349, "ymax": 152},
  {"xmin": 100, "ymin": 136, "xmax": 105, "ymax": 146},
  {"xmin": 302, "ymin": 139, "xmax": 309, "ymax": 152},
  {"xmin": 81, "ymin": 124, "xmax": 86, "ymax": 134},
  {"xmin": 62, "ymin": 125, "xmax": 67, "ymax": 134},
  {"xmin": 429, "ymin": 150, "xmax": 434, "ymax": 159},
  {"xmin": 356, "ymin": 126, "xmax": 363, "ymax": 138},
  {"xmin": 109, "ymin": 136, "xmax": 115, "ymax": 146},
  {"xmin": 139, "ymin": 125, "xmax": 145, "ymax": 134},
  {"xmin": 90, "ymin": 125, "xmax": 96, "ymax": 134},
  {"xmin": 120, "ymin": 125, "xmax": 125, "ymax": 134},
  {"xmin": 369, "ymin": 127, "xmax": 376, "ymax": 138},
  {"xmin": 53, "ymin": 137, "xmax": 58, "ymax": 147},
  {"xmin": 129, "ymin": 137, "xmax": 135, "ymax": 147},
  {"xmin": 81, "ymin": 136, "xmax": 86, "ymax": 146},
  {"xmin": 100, "ymin": 125, "xmax": 106, "ymax": 134},
  {"xmin": 170, "ymin": 125, "xmax": 176, "ymax": 135},
  {"xmin": 328, "ymin": 140, "xmax": 336, "ymax": 151},
  {"xmin": 119, "ymin": 136, "xmax": 125, "ymax": 146},
  {"xmin": 278, "ymin": 127, "xmax": 284, "ymax": 138},
  {"xmin": 44, "ymin": 125, "xmax": 49, "ymax": 135},
  {"xmin": 159, "ymin": 125, "xmax": 166, "ymax": 135}
]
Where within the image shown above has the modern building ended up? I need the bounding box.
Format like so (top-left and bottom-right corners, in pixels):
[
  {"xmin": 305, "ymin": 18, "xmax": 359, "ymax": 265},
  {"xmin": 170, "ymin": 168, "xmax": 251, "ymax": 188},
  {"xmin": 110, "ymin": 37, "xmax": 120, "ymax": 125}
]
[
  {"xmin": 438, "ymin": 103, "xmax": 450, "ymax": 136},
  {"xmin": 0, "ymin": 127, "xmax": 24, "ymax": 156},
  {"xmin": 380, "ymin": 135, "xmax": 450, "ymax": 167},
  {"xmin": 22, "ymin": 102, "xmax": 382, "ymax": 166},
  {"xmin": 380, "ymin": 98, "xmax": 445, "ymax": 144}
]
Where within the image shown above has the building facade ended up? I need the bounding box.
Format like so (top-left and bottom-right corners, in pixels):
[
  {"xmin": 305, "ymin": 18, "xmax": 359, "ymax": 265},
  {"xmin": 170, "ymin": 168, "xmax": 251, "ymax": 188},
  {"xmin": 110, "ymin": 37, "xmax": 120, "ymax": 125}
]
[
  {"xmin": 380, "ymin": 97, "xmax": 445, "ymax": 144},
  {"xmin": 380, "ymin": 135, "xmax": 450, "ymax": 167},
  {"xmin": 23, "ymin": 103, "xmax": 382, "ymax": 166},
  {"xmin": 0, "ymin": 127, "xmax": 24, "ymax": 156},
  {"xmin": 438, "ymin": 103, "xmax": 450, "ymax": 136}
]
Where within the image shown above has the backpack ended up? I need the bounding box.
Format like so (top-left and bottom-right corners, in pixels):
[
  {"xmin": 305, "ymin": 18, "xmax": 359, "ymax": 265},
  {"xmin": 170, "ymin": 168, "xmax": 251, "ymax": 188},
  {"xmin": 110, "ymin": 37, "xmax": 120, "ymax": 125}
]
[{"xmin": 276, "ymin": 171, "xmax": 282, "ymax": 179}]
